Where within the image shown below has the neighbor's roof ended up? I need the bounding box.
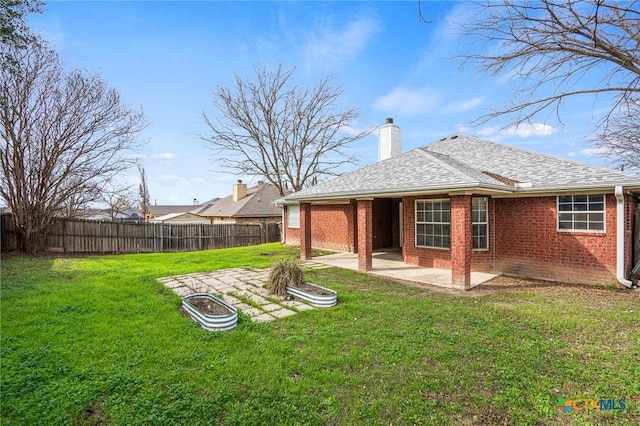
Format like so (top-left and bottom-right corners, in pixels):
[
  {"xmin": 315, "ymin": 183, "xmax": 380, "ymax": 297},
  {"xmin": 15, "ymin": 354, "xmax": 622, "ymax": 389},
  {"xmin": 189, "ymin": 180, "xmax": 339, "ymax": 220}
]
[
  {"xmin": 150, "ymin": 204, "xmax": 199, "ymax": 216},
  {"xmin": 195, "ymin": 183, "xmax": 283, "ymax": 217},
  {"xmin": 283, "ymin": 134, "xmax": 640, "ymax": 202},
  {"xmin": 150, "ymin": 212, "xmax": 209, "ymax": 222},
  {"xmin": 149, "ymin": 197, "xmax": 218, "ymax": 217}
]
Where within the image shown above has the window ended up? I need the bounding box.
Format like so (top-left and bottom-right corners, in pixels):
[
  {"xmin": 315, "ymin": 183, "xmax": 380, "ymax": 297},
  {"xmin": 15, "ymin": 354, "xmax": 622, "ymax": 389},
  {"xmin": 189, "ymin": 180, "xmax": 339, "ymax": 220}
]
[
  {"xmin": 287, "ymin": 204, "xmax": 300, "ymax": 228},
  {"xmin": 557, "ymin": 194, "xmax": 605, "ymax": 231},
  {"xmin": 416, "ymin": 199, "xmax": 450, "ymax": 249},
  {"xmin": 472, "ymin": 198, "xmax": 489, "ymax": 250}
]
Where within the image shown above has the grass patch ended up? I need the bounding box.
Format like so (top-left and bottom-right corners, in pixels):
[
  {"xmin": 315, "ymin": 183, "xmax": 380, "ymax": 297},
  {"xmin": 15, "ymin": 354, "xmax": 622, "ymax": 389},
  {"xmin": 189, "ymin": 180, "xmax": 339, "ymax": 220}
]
[{"xmin": 1, "ymin": 243, "xmax": 639, "ymax": 425}]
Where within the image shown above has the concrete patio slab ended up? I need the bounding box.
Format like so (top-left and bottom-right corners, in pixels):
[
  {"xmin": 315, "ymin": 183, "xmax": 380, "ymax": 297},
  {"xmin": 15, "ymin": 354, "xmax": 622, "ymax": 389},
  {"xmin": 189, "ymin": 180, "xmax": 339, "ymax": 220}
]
[
  {"xmin": 253, "ymin": 313, "xmax": 276, "ymax": 323},
  {"xmin": 279, "ymin": 300, "xmax": 314, "ymax": 311},
  {"xmin": 239, "ymin": 306, "xmax": 264, "ymax": 317},
  {"xmin": 173, "ymin": 287, "xmax": 191, "ymax": 297},
  {"xmin": 310, "ymin": 250, "xmax": 498, "ymax": 289},
  {"xmin": 160, "ymin": 266, "xmax": 323, "ymax": 324},
  {"xmin": 270, "ymin": 308, "xmax": 297, "ymax": 318},
  {"xmin": 261, "ymin": 303, "xmax": 282, "ymax": 312}
]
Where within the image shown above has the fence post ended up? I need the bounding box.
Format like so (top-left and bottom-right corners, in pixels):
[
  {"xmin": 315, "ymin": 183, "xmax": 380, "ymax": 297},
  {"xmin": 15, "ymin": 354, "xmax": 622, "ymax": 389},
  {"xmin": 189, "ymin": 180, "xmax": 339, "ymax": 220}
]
[
  {"xmin": 259, "ymin": 222, "xmax": 265, "ymax": 244},
  {"xmin": 62, "ymin": 219, "xmax": 67, "ymax": 253}
]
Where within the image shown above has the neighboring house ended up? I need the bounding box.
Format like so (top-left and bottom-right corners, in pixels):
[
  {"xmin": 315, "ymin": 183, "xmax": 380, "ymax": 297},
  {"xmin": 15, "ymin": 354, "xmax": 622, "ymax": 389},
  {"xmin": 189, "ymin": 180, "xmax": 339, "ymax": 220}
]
[
  {"xmin": 120, "ymin": 212, "xmax": 145, "ymax": 223},
  {"xmin": 195, "ymin": 181, "xmax": 284, "ymax": 224},
  {"xmin": 149, "ymin": 212, "xmax": 210, "ymax": 224},
  {"xmin": 279, "ymin": 119, "xmax": 640, "ymax": 290},
  {"xmin": 76, "ymin": 208, "xmax": 143, "ymax": 222},
  {"xmin": 148, "ymin": 200, "xmax": 205, "ymax": 219}
]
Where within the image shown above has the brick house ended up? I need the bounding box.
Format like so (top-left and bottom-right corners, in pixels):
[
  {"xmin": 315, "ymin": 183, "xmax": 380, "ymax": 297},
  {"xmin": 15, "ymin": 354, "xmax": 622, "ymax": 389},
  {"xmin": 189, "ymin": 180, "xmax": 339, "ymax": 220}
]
[
  {"xmin": 195, "ymin": 181, "xmax": 283, "ymax": 224},
  {"xmin": 149, "ymin": 212, "xmax": 210, "ymax": 224},
  {"xmin": 278, "ymin": 120, "xmax": 640, "ymax": 290}
]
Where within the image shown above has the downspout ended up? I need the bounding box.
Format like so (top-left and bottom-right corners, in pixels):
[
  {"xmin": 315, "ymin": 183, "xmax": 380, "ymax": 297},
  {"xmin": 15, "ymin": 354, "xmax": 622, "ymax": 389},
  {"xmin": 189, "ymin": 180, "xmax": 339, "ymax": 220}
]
[
  {"xmin": 614, "ymin": 186, "xmax": 633, "ymax": 288},
  {"xmin": 280, "ymin": 205, "xmax": 286, "ymax": 244}
]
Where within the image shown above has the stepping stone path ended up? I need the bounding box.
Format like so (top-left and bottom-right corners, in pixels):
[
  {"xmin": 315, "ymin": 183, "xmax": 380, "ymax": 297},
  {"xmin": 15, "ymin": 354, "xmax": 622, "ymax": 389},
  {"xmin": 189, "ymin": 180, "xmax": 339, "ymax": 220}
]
[{"xmin": 158, "ymin": 262, "xmax": 332, "ymax": 323}]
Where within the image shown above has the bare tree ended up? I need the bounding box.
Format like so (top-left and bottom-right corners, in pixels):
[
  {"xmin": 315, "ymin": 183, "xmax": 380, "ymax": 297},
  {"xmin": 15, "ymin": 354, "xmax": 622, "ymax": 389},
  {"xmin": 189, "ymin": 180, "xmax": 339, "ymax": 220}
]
[
  {"xmin": 100, "ymin": 180, "xmax": 136, "ymax": 221},
  {"xmin": 457, "ymin": 1, "xmax": 640, "ymax": 168},
  {"xmin": 595, "ymin": 98, "xmax": 640, "ymax": 170},
  {"xmin": 0, "ymin": 41, "xmax": 146, "ymax": 252},
  {"xmin": 201, "ymin": 65, "xmax": 371, "ymax": 196},
  {"xmin": 138, "ymin": 164, "xmax": 150, "ymax": 221}
]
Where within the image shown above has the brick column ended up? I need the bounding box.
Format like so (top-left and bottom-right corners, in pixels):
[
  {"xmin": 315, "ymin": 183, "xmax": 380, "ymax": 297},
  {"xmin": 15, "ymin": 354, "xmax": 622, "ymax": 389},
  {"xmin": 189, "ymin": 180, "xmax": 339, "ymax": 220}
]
[
  {"xmin": 451, "ymin": 195, "xmax": 472, "ymax": 290},
  {"xmin": 357, "ymin": 199, "xmax": 373, "ymax": 272},
  {"xmin": 299, "ymin": 203, "xmax": 312, "ymax": 261},
  {"xmin": 349, "ymin": 199, "xmax": 358, "ymax": 253}
]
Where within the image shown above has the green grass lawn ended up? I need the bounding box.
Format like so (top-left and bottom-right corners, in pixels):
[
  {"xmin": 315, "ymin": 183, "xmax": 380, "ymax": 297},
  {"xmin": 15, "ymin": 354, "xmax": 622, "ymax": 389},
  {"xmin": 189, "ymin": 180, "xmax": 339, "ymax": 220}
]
[{"xmin": 1, "ymin": 243, "xmax": 638, "ymax": 425}]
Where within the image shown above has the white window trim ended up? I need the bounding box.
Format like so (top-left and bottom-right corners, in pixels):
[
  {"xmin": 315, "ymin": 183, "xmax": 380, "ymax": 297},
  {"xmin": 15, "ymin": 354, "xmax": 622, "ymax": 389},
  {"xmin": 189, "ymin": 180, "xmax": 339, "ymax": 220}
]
[
  {"xmin": 287, "ymin": 204, "xmax": 300, "ymax": 229},
  {"xmin": 415, "ymin": 199, "xmax": 451, "ymax": 250},
  {"xmin": 472, "ymin": 197, "xmax": 489, "ymax": 251},
  {"xmin": 556, "ymin": 194, "xmax": 606, "ymax": 233}
]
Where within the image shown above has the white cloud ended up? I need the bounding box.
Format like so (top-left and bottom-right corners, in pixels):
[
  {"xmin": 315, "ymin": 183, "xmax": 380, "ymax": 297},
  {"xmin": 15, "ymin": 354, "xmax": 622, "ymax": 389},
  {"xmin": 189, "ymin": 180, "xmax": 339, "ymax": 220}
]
[
  {"xmin": 501, "ymin": 123, "xmax": 556, "ymax": 138},
  {"xmin": 476, "ymin": 126, "xmax": 502, "ymax": 137},
  {"xmin": 567, "ymin": 151, "xmax": 575, "ymax": 158},
  {"xmin": 580, "ymin": 147, "xmax": 611, "ymax": 157},
  {"xmin": 340, "ymin": 122, "xmax": 376, "ymax": 138},
  {"xmin": 191, "ymin": 177, "xmax": 206, "ymax": 185},
  {"xmin": 157, "ymin": 152, "xmax": 176, "ymax": 160},
  {"xmin": 459, "ymin": 123, "xmax": 557, "ymax": 139},
  {"xmin": 158, "ymin": 174, "xmax": 189, "ymax": 186},
  {"xmin": 443, "ymin": 97, "xmax": 484, "ymax": 113},
  {"xmin": 455, "ymin": 124, "xmax": 472, "ymax": 134},
  {"xmin": 373, "ymin": 86, "xmax": 441, "ymax": 117},
  {"xmin": 306, "ymin": 16, "xmax": 380, "ymax": 68}
]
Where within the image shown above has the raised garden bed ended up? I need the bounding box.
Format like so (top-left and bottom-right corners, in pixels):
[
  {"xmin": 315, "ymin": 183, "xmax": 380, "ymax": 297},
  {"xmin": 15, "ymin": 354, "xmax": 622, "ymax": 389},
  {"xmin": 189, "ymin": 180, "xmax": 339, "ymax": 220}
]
[
  {"xmin": 286, "ymin": 282, "xmax": 337, "ymax": 308},
  {"xmin": 182, "ymin": 293, "xmax": 238, "ymax": 331}
]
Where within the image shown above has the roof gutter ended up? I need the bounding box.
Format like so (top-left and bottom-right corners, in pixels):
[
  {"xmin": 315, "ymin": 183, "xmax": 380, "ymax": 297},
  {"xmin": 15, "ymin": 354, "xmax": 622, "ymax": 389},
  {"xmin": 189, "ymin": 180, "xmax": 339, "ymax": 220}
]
[
  {"xmin": 615, "ymin": 185, "xmax": 634, "ymax": 288},
  {"xmin": 282, "ymin": 182, "xmax": 513, "ymax": 203},
  {"xmin": 516, "ymin": 182, "xmax": 640, "ymax": 194},
  {"xmin": 281, "ymin": 182, "xmax": 640, "ymax": 204}
]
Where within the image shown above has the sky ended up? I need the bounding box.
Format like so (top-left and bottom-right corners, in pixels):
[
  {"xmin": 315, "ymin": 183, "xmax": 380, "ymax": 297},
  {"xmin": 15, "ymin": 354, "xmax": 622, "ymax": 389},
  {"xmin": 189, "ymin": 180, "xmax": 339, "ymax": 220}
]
[{"xmin": 26, "ymin": 0, "xmax": 628, "ymax": 206}]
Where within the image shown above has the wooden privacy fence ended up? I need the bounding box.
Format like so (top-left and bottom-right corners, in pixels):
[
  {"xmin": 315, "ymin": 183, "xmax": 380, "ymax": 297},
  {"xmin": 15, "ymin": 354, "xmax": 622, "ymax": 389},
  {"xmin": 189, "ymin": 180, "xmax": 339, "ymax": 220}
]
[{"xmin": 0, "ymin": 214, "xmax": 281, "ymax": 253}]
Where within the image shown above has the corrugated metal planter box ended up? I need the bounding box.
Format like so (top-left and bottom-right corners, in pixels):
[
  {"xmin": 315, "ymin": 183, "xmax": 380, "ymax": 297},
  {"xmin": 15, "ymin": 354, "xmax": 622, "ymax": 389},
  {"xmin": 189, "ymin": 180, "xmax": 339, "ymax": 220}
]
[
  {"xmin": 286, "ymin": 282, "xmax": 337, "ymax": 308},
  {"xmin": 183, "ymin": 293, "xmax": 238, "ymax": 331}
]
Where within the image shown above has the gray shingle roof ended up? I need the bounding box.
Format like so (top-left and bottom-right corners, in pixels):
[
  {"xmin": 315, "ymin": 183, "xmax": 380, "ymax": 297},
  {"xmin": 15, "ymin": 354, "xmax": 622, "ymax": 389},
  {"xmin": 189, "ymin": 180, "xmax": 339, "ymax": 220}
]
[
  {"xmin": 196, "ymin": 183, "xmax": 283, "ymax": 218},
  {"xmin": 425, "ymin": 134, "xmax": 640, "ymax": 189},
  {"xmin": 149, "ymin": 204, "xmax": 198, "ymax": 217},
  {"xmin": 284, "ymin": 134, "xmax": 640, "ymax": 201}
]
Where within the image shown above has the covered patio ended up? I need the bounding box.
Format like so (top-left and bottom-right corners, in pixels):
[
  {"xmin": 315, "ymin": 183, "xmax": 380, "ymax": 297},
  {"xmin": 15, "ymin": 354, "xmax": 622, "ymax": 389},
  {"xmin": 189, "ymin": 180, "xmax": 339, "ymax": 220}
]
[
  {"xmin": 311, "ymin": 250, "xmax": 498, "ymax": 289},
  {"xmin": 298, "ymin": 196, "xmax": 482, "ymax": 290}
]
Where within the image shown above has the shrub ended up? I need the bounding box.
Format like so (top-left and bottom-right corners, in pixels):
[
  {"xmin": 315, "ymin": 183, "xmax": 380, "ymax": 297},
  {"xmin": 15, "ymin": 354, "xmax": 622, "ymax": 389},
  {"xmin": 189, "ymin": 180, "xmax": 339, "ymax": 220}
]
[{"xmin": 267, "ymin": 258, "xmax": 304, "ymax": 296}]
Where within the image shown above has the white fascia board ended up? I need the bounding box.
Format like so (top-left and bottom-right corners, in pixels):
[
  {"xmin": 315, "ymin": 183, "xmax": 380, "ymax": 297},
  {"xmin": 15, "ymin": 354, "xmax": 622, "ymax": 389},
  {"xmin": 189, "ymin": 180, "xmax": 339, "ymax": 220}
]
[
  {"xmin": 283, "ymin": 183, "xmax": 513, "ymax": 203},
  {"xmin": 492, "ymin": 183, "xmax": 640, "ymax": 198}
]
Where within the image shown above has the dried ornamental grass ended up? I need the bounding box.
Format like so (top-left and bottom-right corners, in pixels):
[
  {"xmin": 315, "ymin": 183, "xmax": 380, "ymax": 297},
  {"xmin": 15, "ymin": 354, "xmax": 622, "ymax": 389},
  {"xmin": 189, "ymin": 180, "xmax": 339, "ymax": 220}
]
[{"xmin": 267, "ymin": 258, "xmax": 304, "ymax": 296}]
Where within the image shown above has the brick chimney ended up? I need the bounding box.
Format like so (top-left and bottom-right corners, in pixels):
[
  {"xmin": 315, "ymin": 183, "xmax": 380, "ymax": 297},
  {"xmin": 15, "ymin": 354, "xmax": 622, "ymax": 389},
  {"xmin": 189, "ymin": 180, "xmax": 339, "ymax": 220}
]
[
  {"xmin": 233, "ymin": 180, "xmax": 247, "ymax": 201},
  {"xmin": 378, "ymin": 117, "xmax": 401, "ymax": 161}
]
